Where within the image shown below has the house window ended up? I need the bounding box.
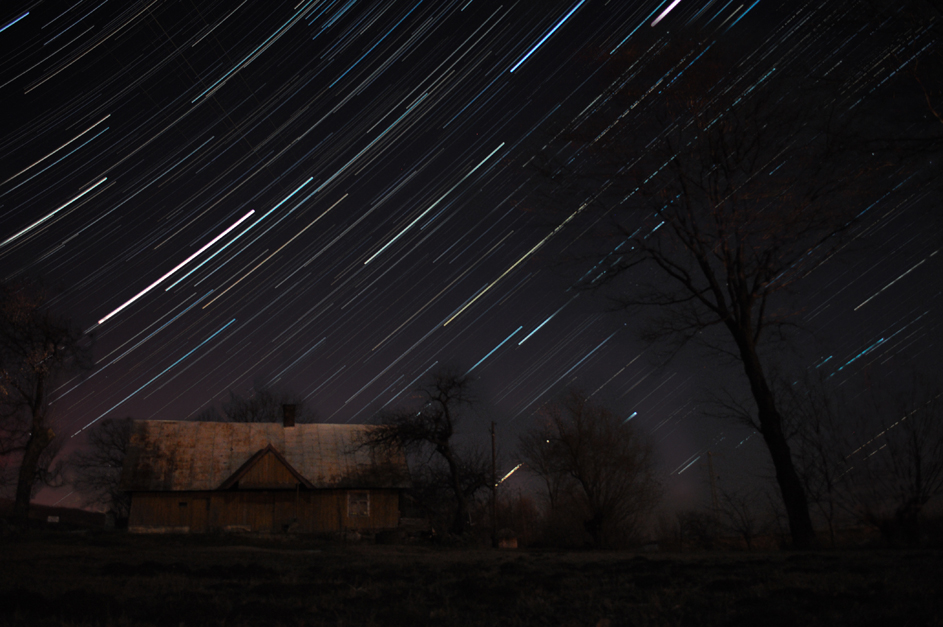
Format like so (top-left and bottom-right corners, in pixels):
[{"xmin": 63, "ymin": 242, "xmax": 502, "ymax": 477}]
[{"xmin": 347, "ymin": 492, "xmax": 369, "ymax": 518}]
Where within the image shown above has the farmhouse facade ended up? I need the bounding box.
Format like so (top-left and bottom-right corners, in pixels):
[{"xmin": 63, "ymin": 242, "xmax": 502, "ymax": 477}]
[{"xmin": 119, "ymin": 411, "xmax": 409, "ymax": 533}]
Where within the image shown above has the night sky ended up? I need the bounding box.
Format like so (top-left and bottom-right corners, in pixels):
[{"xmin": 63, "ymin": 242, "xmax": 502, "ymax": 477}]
[{"xmin": 1, "ymin": 0, "xmax": 940, "ymax": 508}]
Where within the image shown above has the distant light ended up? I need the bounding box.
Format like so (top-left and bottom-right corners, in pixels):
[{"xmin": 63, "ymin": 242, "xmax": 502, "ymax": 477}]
[{"xmin": 498, "ymin": 464, "xmax": 523, "ymax": 484}]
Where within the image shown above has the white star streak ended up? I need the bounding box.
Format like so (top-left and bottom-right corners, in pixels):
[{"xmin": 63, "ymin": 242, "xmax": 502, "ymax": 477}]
[
  {"xmin": 201, "ymin": 195, "xmax": 348, "ymax": 309},
  {"xmin": 444, "ymin": 199, "xmax": 590, "ymax": 326},
  {"xmin": 74, "ymin": 319, "xmax": 237, "ymax": 435},
  {"xmin": 0, "ymin": 177, "xmax": 109, "ymax": 250},
  {"xmin": 1, "ymin": 116, "xmax": 110, "ymax": 185},
  {"xmin": 97, "ymin": 210, "xmax": 255, "ymax": 325},
  {"xmin": 853, "ymin": 251, "xmax": 937, "ymax": 311},
  {"xmin": 467, "ymin": 326, "xmax": 522, "ymax": 374},
  {"xmin": 364, "ymin": 142, "xmax": 505, "ymax": 265},
  {"xmin": 652, "ymin": 0, "xmax": 684, "ymax": 27},
  {"xmin": 191, "ymin": 0, "xmax": 318, "ymax": 102},
  {"xmin": 518, "ymin": 301, "xmax": 570, "ymax": 345}
]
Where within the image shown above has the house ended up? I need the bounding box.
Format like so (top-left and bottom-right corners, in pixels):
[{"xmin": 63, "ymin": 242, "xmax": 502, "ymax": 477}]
[{"xmin": 119, "ymin": 407, "xmax": 409, "ymax": 533}]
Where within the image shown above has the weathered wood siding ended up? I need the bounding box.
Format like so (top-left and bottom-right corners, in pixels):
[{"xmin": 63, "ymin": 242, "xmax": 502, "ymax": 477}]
[
  {"xmin": 238, "ymin": 450, "xmax": 300, "ymax": 489},
  {"xmin": 128, "ymin": 489, "xmax": 400, "ymax": 533}
]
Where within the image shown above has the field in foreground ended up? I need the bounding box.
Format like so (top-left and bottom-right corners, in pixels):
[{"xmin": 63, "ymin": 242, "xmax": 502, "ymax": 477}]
[{"xmin": 1, "ymin": 532, "xmax": 941, "ymax": 626}]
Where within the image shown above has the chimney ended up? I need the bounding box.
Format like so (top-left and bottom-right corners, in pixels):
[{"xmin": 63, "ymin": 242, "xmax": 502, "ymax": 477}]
[{"xmin": 282, "ymin": 404, "xmax": 296, "ymax": 428}]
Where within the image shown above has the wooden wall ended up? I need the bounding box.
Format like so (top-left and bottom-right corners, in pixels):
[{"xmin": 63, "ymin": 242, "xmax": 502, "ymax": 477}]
[
  {"xmin": 128, "ymin": 489, "xmax": 400, "ymax": 533},
  {"xmin": 237, "ymin": 451, "xmax": 299, "ymax": 489}
]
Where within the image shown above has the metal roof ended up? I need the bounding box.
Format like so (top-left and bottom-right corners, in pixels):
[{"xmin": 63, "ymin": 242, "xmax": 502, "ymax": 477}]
[{"xmin": 120, "ymin": 420, "xmax": 410, "ymax": 491}]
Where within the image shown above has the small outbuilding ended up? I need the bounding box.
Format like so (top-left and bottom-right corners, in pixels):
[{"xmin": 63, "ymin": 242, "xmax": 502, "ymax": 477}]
[{"xmin": 119, "ymin": 408, "xmax": 409, "ymax": 534}]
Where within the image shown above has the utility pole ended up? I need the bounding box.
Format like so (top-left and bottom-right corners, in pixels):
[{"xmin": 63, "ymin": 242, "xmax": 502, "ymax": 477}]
[
  {"xmin": 491, "ymin": 421, "xmax": 497, "ymax": 547},
  {"xmin": 707, "ymin": 451, "xmax": 720, "ymax": 513}
]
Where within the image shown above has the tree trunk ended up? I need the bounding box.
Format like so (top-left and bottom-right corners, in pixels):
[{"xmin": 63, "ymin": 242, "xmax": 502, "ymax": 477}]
[
  {"xmin": 732, "ymin": 327, "xmax": 817, "ymax": 548},
  {"xmin": 441, "ymin": 447, "xmax": 468, "ymax": 535},
  {"xmin": 895, "ymin": 499, "xmax": 923, "ymax": 546},
  {"xmin": 584, "ymin": 514, "xmax": 604, "ymax": 547},
  {"xmin": 12, "ymin": 425, "xmax": 53, "ymax": 526}
]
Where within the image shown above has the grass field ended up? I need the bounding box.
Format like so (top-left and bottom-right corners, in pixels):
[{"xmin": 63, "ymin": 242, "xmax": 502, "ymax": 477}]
[{"xmin": 1, "ymin": 531, "xmax": 941, "ymax": 626}]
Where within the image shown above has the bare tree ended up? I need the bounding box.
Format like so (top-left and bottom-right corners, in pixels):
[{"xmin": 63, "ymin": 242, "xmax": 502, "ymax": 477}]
[
  {"xmin": 1, "ymin": 280, "xmax": 91, "ymax": 524},
  {"xmin": 534, "ymin": 34, "xmax": 911, "ymax": 545},
  {"xmin": 520, "ymin": 389, "xmax": 660, "ymax": 547},
  {"xmin": 362, "ymin": 368, "xmax": 490, "ymax": 535},
  {"xmin": 787, "ymin": 371, "xmax": 943, "ymax": 546},
  {"xmin": 675, "ymin": 509, "xmax": 721, "ymax": 551},
  {"xmin": 404, "ymin": 445, "xmax": 491, "ymax": 537},
  {"xmin": 717, "ymin": 487, "xmax": 767, "ymax": 551},
  {"xmin": 843, "ymin": 379, "xmax": 943, "ymax": 545},
  {"xmin": 783, "ymin": 371, "xmax": 855, "ymax": 547},
  {"xmin": 195, "ymin": 382, "xmax": 316, "ymax": 423},
  {"xmin": 861, "ymin": 0, "xmax": 943, "ymax": 127},
  {"xmin": 68, "ymin": 416, "xmax": 132, "ymax": 519}
]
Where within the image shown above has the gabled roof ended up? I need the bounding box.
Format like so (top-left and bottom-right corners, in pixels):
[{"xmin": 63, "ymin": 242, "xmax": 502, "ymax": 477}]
[
  {"xmin": 119, "ymin": 420, "xmax": 410, "ymax": 491},
  {"xmin": 218, "ymin": 444, "xmax": 315, "ymax": 490}
]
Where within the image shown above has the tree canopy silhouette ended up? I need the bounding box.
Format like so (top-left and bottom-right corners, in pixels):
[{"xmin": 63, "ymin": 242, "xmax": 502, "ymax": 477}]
[
  {"xmin": 520, "ymin": 389, "xmax": 659, "ymax": 547},
  {"xmin": 68, "ymin": 416, "xmax": 132, "ymax": 519},
  {"xmin": 535, "ymin": 35, "xmax": 915, "ymax": 547},
  {"xmin": 1, "ymin": 280, "xmax": 91, "ymax": 524},
  {"xmin": 362, "ymin": 368, "xmax": 489, "ymax": 536}
]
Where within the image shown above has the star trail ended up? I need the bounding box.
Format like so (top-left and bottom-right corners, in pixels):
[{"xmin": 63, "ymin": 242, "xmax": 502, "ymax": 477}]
[{"xmin": 1, "ymin": 0, "xmax": 939, "ymax": 507}]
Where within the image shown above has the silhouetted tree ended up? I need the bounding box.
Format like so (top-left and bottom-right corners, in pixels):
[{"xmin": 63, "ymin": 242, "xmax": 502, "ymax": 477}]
[
  {"xmin": 676, "ymin": 509, "xmax": 721, "ymax": 551},
  {"xmin": 405, "ymin": 445, "xmax": 491, "ymax": 537},
  {"xmin": 362, "ymin": 368, "xmax": 489, "ymax": 535},
  {"xmin": 842, "ymin": 379, "xmax": 943, "ymax": 545},
  {"xmin": 1, "ymin": 280, "xmax": 91, "ymax": 524},
  {"xmin": 783, "ymin": 371, "xmax": 854, "ymax": 547},
  {"xmin": 534, "ymin": 33, "xmax": 914, "ymax": 546},
  {"xmin": 195, "ymin": 382, "xmax": 316, "ymax": 423},
  {"xmin": 520, "ymin": 389, "xmax": 659, "ymax": 547},
  {"xmin": 717, "ymin": 486, "xmax": 767, "ymax": 551},
  {"xmin": 787, "ymin": 371, "xmax": 943, "ymax": 546},
  {"xmin": 68, "ymin": 416, "xmax": 132, "ymax": 519},
  {"xmin": 861, "ymin": 0, "xmax": 943, "ymax": 127}
]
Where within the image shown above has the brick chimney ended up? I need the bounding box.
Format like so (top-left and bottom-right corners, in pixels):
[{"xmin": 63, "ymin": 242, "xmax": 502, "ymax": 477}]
[{"xmin": 282, "ymin": 404, "xmax": 296, "ymax": 428}]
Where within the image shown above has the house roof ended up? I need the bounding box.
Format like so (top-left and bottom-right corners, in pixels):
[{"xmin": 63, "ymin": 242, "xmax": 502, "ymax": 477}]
[
  {"xmin": 217, "ymin": 443, "xmax": 316, "ymax": 490},
  {"xmin": 119, "ymin": 420, "xmax": 410, "ymax": 491}
]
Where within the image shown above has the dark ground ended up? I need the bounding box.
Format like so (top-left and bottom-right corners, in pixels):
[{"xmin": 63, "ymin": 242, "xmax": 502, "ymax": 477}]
[{"xmin": 1, "ymin": 530, "xmax": 941, "ymax": 626}]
